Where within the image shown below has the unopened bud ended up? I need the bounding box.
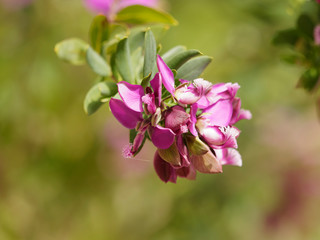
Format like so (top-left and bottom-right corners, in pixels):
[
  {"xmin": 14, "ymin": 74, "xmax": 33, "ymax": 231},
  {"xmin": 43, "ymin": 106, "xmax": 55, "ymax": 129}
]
[
  {"xmin": 151, "ymin": 108, "xmax": 162, "ymax": 126},
  {"xmin": 157, "ymin": 141, "xmax": 181, "ymax": 167},
  {"xmin": 184, "ymin": 134, "xmax": 209, "ymax": 156}
]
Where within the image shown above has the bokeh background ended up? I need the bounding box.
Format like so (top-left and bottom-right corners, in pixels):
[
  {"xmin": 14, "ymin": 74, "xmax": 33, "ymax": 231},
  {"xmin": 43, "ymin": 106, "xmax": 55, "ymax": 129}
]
[{"xmin": 1, "ymin": 0, "xmax": 320, "ymax": 239}]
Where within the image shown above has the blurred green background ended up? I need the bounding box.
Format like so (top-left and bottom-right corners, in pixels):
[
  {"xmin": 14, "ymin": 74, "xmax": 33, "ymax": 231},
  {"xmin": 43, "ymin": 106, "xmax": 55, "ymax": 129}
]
[{"xmin": 1, "ymin": 0, "xmax": 320, "ymax": 239}]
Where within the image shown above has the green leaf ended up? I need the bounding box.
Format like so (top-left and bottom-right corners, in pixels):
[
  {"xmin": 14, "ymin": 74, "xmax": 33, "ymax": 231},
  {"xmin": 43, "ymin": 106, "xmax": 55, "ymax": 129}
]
[
  {"xmin": 110, "ymin": 53, "xmax": 120, "ymax": 81},
  {"xmin": 130, "ymin": 25, "xmax": 169, "ymax": 42},
  {"xmin": 115, "ymin": 5, "xmax": 178, "ymax": 26},
  {"xmin": 166, "ymin": 49, "xmax": 201, "ymax": 69},
  {"xmin": 162, "ymin": 45, "xmax": 186, "ymax": 63},
  {"xmin": 130, "ymin": 129, "xmax": 138, "ymax": 144},
  {"xmin": 131, "ymin": 47, "xmax": 144, "ymax": 83},
  {"xmin": 128, "ymin": 29, "xmax": 145, "ymax": 52},
  {"xmin": 54, "ymin": 38, "xmax": 88, "ymax": 65},
  {"xmin": 141, "ymin": 73, "xmax": 151, "ymax": 88},
  {"xmin": 281, "ymin": 53, "xmax": 304, "ymax": 65},
  {"xmin": 89, "ymin": 15, "xmax": 109, "ymax": 53},
  {"xmin": 297, "ymin": 14, "xmax": 315, "ymax": 39},
  {"xmin": 272, "ymin": 29, "xmax": 300, "ymax": 46},
  {"xmin": 84, "ymin": 81, "xmax": 118, "ymax": 115},
  {"xmin": 102, "ymin": 24, "xmax": 128, "ymax": 55},
  {"xmin": 115, "ymin": 38, "xmax": 134, "ymax": 83},
  {"xmin": 176, "ymin": 56, "xmax": 212, "ymax": 80},
  {"xmin": 86, "ymin": 46, "xmax": 111, "ymax": 77},
  {"xmin": 143, "ymin": 29, "xmax": 157, "ymax": 77},
  {"xmin": 297, "ymin": 68, "xmax": 320, "ymax": 92}
]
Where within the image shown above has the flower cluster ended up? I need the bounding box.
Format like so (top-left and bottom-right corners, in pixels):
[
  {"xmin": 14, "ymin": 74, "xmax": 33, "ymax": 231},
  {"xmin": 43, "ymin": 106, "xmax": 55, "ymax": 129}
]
[
  {"xmin": 55, "ymin": 0, "xmax": 251, "ymax": 183},
  {"xmin": 110, "ymin": 55, "xmax": 251, "ymax": 183}
]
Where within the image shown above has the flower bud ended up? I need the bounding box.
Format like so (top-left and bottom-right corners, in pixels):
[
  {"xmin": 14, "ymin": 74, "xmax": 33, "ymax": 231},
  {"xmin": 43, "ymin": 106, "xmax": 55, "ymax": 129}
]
[
  {"xmin": 190, "ymin": 148, "xmax": 222, "ymax": 174},
  {"xmin": 184, "ymin": 134, "xmax": 209, "ymax": 156},
  {"xmin": 151, "ymin": 107, "xmax": 162, "ymax": 126},
  {"xmin": 157, "ymin": 140, "xmax": 181, "ymax": 167}
]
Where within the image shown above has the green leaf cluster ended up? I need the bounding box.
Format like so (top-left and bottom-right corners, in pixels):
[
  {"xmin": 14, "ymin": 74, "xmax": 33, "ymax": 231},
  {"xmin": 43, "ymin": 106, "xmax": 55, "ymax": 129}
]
[
  {"xmin": 55, "ymin": 5, "xmax": 178, "ymax": 115},
  {"xmin": 273, "ymin": 0, "xmax": 320, "ymax": 96},
  {"xmin": 54, "ymin": 5, "xmax": 213, "ymax": 116}
]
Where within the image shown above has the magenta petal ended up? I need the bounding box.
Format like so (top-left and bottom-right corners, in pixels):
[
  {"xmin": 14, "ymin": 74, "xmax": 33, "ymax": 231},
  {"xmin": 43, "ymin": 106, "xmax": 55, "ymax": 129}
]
[
  {"xmin": 189, "ymin": 104, "xmax": 198, "ymax": 136},
  {"xmin": 131, "ymin": 128, "xmax": 147, "ymax": 154},
  {"xmin": 203, "ymin": 100, "xmax": 233, "ymax": 126},
  {"xmin": 165, "ymin": 106, "xmax": 190, "ymax": 133},
  {"xmin": 215, "ymin": 148, "xmax": 242, "ymax": 167},
  {"xmin": 85, "ymin": 0, "xmax": 112, "ymax": 15},
  {"xmin": 230, "ymin": 98, "xmax": 252, "ymax": 124},
  {"xmin": 154, "ymin": 151, "xmax": 177, "ymax": 183},
  {"xmin": 117, "ymin": 0, "xmax": 158, "ymax": 10},
  {"xmin": 157, "ymin": 55, "xmax": 175, "ymax": 94},
  {"xmin": 207, "ymin": 126, "xmax": 240, "ymax": 149},
  {"xmin": 150, "ymin": 125, "xmax": 175, "ymax": 149},
  {"xmin": 238, "ymin": 109, "xmax": 252, "ymax": 122},
  {"xmin": 150, "ymin": 73, "xmax": 162, "ymax": 106},
  {"xmin": 109, "ymin": 98, "xmax": 142, "ymax": 129},
  {"xmin": 196, "ymin": 96, "xmax": 211, "ymax": 109},
  {"xmin": 201, "ymin": 126, "xmax": 225, "ymax": 146},
  {"xmin": 118, "ymin": 81, "xmax": 144, "ymax": 112},
  {"xmin": 176, "ymin": 134, "xmax": 190, "ymax": 167}
]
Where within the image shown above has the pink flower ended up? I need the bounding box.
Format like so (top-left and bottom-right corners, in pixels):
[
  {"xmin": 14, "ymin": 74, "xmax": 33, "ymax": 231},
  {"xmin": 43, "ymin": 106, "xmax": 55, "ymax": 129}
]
[
  {"xmin": 109, "ymin": 54, "xmax": 251, "ymax": 183},
  {"xmin": 109, "ymin": 56, "xmax": 179, "ymax": 157},
  {"xmin": 109, "ymin": 78, "xmax": 175, "ymax": 155},
  {"xmin": 85, "ymin": 0, "xmax": 158, "ymax": 17}
]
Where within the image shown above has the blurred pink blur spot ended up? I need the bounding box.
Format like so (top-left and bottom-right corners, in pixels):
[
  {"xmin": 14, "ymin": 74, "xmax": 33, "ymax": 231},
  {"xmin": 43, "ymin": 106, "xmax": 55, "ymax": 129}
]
[
  {"xmin": 0, "ymin": 0, "xmax": 33, "ymax": 10},
  {"xmin": 104, "ymin": 117, "xmax": 153, "ymax": 180},
  {"xmin": 314, "ymin": 25, "xmax": 320, "ymax": 46},
  {"xmin": 85, "ymin": 0, "xmax": 158, "ymax": 17}
]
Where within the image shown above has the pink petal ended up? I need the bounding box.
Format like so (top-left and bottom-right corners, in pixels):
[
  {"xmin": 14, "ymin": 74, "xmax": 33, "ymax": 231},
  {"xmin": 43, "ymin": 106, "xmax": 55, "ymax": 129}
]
[
  {"xmin": 314, "ymin": 25, "xmax": 320, "ymax": 45},
  {"xmin": 154, "ymin": 151, "xmax": 177, "ymax": 183},
  {"xmin": 215, "ymin": 148, "xmax": 242, "ymax": 167},
  {"xmin": 203, "ymin": 83, "xmax": 240, "ymax": 108},
  {"xmin": 118, "ymin": 81, "xmax": 144, "ymax": 112},
  {"xmin": 131, "ymin": 128, "xmax": 147, "ymax": 154},
  {"xmin": 164, "ymin": 106, "xmax": 190, "ymax": 133},
  {"xmin": 238, "ymin": 109, "xmax": 252, "ymax": 122},
  {"xmin": 85, "ymin": 0, "xmax": 113, "ymax": 15},
  {"xmin": 203, "ymin": 99, "xmax": 233, "ymax": 126},
  {"xmin": 150, "ymin": 73, "xmax": 162, "ymax": 106},
  {"xmin": 109, "ymin": 98, "xmax": 142, "ymax": 129},
  {"xmin": 142, "ymin": 93, "xmax": 156, "ymax": 115},
  {"xmin": 193, "ymin": 78, "xmax": 212, "ymax": 91},
  {"xmin": 196, "ymin": 96, "xmax": 211, "ymax": 109},
  {"xmin": 189, "ymin": 104, "xmax": 198, "ymax": 136},
  {"xmin": 157, "ymin": 55, "xmax": 175, "ymax": 94},
  {"xmin": 229, "ymin": 98, "xmax": 252, "ymax": 124},
  {"xmin": 150, "ymin": 125, "xmax": 175, "ymax": 149},
  {"xmin": 201, "ymin": 126, "xmax": 226, "ymax": 146},
  {"xmin": 174, "ymin": 85, "xmax": 201, "ymax": 105},
  {"xmin": 176, "ymin": 134, "xmax": 190, "ymax": 167},
  {"xmin": 208, "ymin": 126, "xmax": 240, "ymax": 149},
  {"xmin": 117, "ymin": 0, "xmax": 158, "ymax": 11}
]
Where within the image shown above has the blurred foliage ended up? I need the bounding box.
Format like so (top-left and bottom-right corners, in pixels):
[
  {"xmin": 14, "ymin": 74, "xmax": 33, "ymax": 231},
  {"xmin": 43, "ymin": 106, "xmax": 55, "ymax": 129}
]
[
  {"xmin": 0, "ymin": 0, "xmax": 320, "ymax": 240},
  {"xmin": 273, "ymin": 0, "xmax": 320, "ymax": 111}
]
